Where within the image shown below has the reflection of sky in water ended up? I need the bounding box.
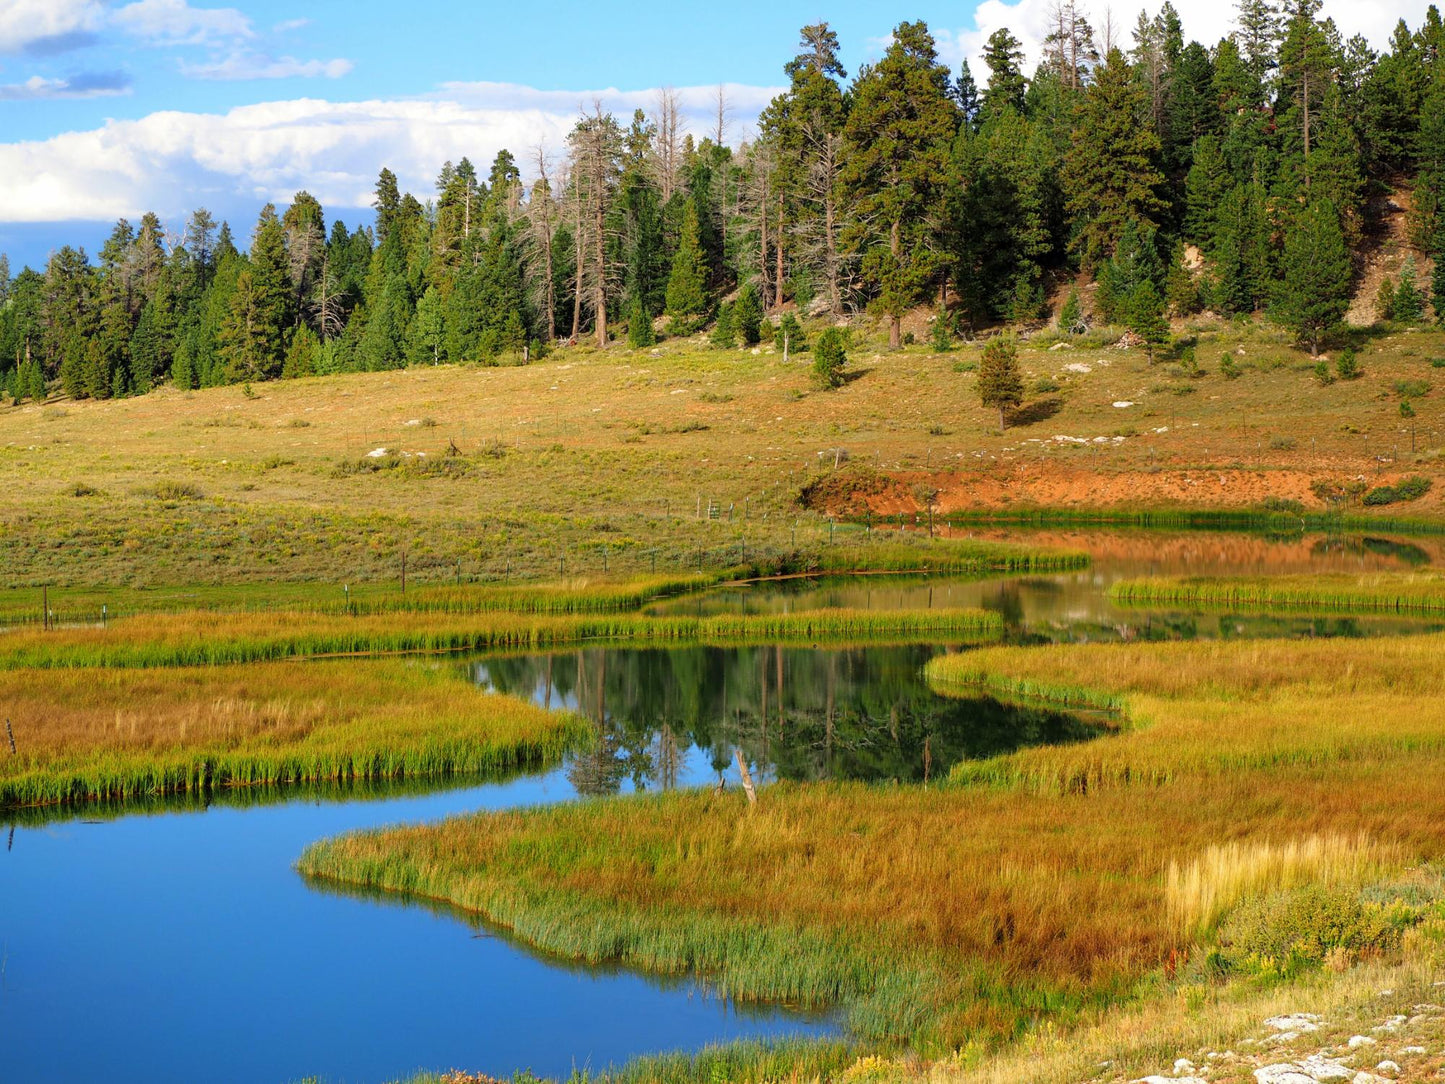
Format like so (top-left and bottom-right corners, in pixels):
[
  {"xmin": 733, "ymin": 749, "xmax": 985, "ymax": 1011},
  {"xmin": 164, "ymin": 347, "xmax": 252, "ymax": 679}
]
[{"xmin": 1, "ymin": 767, "xmax": 836, "ymax": 1084}]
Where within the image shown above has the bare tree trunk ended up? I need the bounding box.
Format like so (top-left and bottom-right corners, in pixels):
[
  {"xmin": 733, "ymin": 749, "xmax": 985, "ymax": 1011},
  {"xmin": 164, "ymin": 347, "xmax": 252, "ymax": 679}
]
[
  {"xmin": 655, "ymin": 87, "xmax": 682, "ymax": 203},
  {"xmin": 593, "ymin": 186, "xmax": 607, "ymax": 348},
  {"xmin": 570, "ymin": 191, "xmax": 583, "ymax": 341},
  {"xmin": 888, "ymin": 217, "xmax": 902, "ymax": 350},
  {"xmin": 775, "ymin": 193, "xmax": 785, "ymax": 313},
  {"xmin": 759, "ymin": 167, "xmax": 771, "ymax": 309}
]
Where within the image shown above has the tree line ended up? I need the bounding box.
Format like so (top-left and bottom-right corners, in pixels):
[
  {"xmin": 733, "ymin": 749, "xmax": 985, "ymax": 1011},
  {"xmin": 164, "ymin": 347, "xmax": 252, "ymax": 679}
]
[{"xmin": 4, "ymin": 0, "xmax": 1445, "ymax": 403}]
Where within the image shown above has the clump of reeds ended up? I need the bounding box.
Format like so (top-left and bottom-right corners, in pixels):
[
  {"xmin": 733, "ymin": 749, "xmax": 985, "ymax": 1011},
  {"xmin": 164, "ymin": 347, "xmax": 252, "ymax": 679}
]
[
  {"xmin": 1111, "ymin": 572, "xmax": 1445, "ymax": 615},
  {"xmin": 0, "ymin": 607, "xmax": 1002, "ymax": 671},
  {"xmin": 1165, "ymin": 834, "xmax": 1401, "ymax": 937}
]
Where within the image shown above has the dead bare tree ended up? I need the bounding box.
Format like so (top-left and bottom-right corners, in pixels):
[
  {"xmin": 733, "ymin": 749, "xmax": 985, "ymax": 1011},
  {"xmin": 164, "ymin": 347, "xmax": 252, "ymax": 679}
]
[
  {"xmin": 523, "ymin": 147, "xmax": 561, "ymax": 345},
  {"xmin": 653, "ymin": 87, "xmax": 684, "ymax": 203},
  {"xmin": 567, "ymin": 102, "xmax": 622, "ymax": 348}
]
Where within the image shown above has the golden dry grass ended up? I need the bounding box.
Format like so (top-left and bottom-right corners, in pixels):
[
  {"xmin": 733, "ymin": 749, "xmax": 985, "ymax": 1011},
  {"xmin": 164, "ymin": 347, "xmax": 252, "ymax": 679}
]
[{"xmin": 0, "ymin": 658, "xmax": 583, "ymax": 806}]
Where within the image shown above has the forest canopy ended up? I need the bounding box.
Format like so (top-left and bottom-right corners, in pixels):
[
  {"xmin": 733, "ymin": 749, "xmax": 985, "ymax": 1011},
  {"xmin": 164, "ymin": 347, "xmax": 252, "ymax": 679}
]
[{"xmin": 3, "ymin": 0, "xmax": 1443, "ymax": 402}]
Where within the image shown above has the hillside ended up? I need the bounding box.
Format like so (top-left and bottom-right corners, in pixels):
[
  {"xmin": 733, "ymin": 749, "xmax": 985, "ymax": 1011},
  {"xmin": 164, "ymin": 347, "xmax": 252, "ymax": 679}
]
[{"xmin": 5, "ymin": 314, "xmax": 1445, "ymax": 587}]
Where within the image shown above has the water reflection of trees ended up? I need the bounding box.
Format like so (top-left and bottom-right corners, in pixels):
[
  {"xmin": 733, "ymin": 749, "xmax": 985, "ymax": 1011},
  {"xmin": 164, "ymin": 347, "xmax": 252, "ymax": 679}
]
[{"xmin": 475, "ymin": 646, "xmax": 1099, "ymax": 796}]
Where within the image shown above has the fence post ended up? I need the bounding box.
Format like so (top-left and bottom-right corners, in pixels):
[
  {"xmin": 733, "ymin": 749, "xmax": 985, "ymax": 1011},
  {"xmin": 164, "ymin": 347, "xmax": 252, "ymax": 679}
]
[
  {"xmin": 5, "ymin": 718, "xmax": 15, "ymax": 756},
  {"xmin": 401, "ymin": 552, "xmax": 407, "ymax": 594},
  {"xmin": 42, "ymin": 586, "xmax": 48, "ymax": 631}
]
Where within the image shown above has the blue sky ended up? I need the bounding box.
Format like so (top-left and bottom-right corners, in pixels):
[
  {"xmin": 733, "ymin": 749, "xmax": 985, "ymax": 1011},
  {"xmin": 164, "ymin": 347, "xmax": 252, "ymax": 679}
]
[{"xmin": 0, "ymin": 0, "xmax": 1431, "ymax": 269}]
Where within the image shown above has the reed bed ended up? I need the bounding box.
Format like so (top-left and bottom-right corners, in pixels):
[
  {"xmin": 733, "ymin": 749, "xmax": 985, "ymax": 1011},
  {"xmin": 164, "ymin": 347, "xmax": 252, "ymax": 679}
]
[
  {"xmin": 302, "ymin": 632, "xmax": 1445, "ymax": 1059},
  {"xmin": 1164, "ymin": 834, "xmax": 1400, "ymax": 937},
  {"xmin": 0, "ymin": 607, "xmax": 1002, "ymax": 671},
  {"xmin": 0, "ymin": 660, "xmax": 586, "ymax": 808},
  {"xmin": 1111, "ymin": 571, "xmax": 1445, "ymax": 614}
]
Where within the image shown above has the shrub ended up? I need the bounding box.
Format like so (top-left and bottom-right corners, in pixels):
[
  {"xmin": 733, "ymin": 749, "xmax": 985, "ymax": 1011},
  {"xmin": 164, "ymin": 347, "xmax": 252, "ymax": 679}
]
[
  {"xmin": 1394, "ymin": 379, "xmax": 1431, "ymax": 399},
  {"xmin": 1034, "ymin": 376, "xmax": 1061, "ymax": 394},
  {"xmin": 710, "ymin": 303, "xmax": 736, "ymax": 349},
  {"xmin": 1220, "ymin": 352, "xmax": 1241, "ymax": 380},
  {"xmin": 1218, "ymin": 884, "xmax": 1398, "ymax": 978},
  {"xmin": 149, "ymin": 481, "xmax": 205, "ymax": 501},
  {"xmin": 930, "ymin": 312, "xmax": 954, "ymax": 353},
  {"xmin": 1336, "ymin": 349, "xmax": 1361, "ymax": 380},
  {"xmin": 68, "ymin": 481, "xmax": 101, "ymax": 497},
  {"xmin": 1363, "ymin": 475, "xmax": 1433, "ymax": 506},
  {"xmin": 811, "ymin": 328, "xmax": 848, "ymax": 390},
  {"xmin": 1314, "ymin": 359, "xmax": 1335, "ymax": 385},
  {"xmin": 735, "ymin": 285, "xmax": 763, "ymax": 346}
]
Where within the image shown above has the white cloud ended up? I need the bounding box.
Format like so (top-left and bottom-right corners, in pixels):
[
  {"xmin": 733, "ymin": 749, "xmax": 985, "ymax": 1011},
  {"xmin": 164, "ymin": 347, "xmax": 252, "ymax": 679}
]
[
  {"xmin": 180, "ymin": 52, "xmax": 354, "ymax": 80},
  {"xmin": 112, "ymin": 0, "xmax": 253, "ymax": 46},
  {"xmin": 0, "ymin": 0, "xmax": 253, "ymax": 55},
  {"xmin": 0, "ymin": 0, "xmax": 104, "ymax": 56},
  {"xmin": 933, "ymin": 0, "xmax": 1434, "ymax": 80},
  {"xmin": 0, "ymin": 70, "xmax": 132, "ymax": 100},
  {"xmin": 273, "ymin": 18, "xmax": 311, "ymax": 34},
  {"xmin": 0, "ymin": 82, "xmax": 781, "ymax": 226}
]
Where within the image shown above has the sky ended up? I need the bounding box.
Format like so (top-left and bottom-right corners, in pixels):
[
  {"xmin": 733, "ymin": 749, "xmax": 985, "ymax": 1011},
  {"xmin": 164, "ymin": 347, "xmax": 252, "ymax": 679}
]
[{"xmin": 0, "ymin": 0, "xmax": 1435, "ymax": 269}]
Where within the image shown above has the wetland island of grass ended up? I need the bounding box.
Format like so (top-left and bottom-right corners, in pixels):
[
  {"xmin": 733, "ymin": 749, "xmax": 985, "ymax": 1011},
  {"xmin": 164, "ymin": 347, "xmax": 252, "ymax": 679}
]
[{"xmin": 5, "ymin": 3, "xmax": 1445, "ymax": 1082}]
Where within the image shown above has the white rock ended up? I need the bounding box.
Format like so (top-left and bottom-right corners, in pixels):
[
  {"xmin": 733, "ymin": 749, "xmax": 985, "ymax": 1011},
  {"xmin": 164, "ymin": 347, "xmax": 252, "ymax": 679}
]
[
  {"xmin": 1373, "ymin": 1016, "xmax": 1407, "ymax": 1033},
  {"xmin": 1297, "ymin": 1056, "xmax": 1354, "ymax": 1082},
  {"xmin": 1267, "ymin": 1015, "xmax": 1324, "ymax": 1033},
  {"xmin": 366, "ymin": 447, "xmax": 389, "ymax": 458},
  {"xmin": 1049, "ymin": 341, "xmax": 1070, "ymax": 351},
  {"xmin": 1270, "ymin": 1032, "xmax": 1301, "ymax": 1043},
  {"xmin": 1353, "ymin": 1074, "xmax": 1392, "ymax": 1084},
  {"xmin": 1113, "ymin": 400, "xmax": 1136, "ymax": 408},
  {"xmin": 1136, "ymin": 1077, "xmax": 1206, "ymax": 1084},
  {"xmin": 1401, "ymin": 1047, "xmax": 1427, "ymax": 1056},
  {"xmin": 1348, "ymin": 1036, "xmax": 1378, "ymax": 1049},
  {"xmin": 1175, "ymin": 1059, "xmax": 1196, "ymax": 1073},
  {"xmin": 1415, "ymin": 1003, "xmax": 1444, "ymax": 1012},
  {"xmin": 1375, "ymin": 1061, "xmax": 1401, "ymax": 1076},
  {"xmin": 1064, "ymin": 361, "xmax": 1092, "ymax": 373},
  {"xmin": 1255, "ymin": 1065, "xmax": 1319, "ymax": 1084}
]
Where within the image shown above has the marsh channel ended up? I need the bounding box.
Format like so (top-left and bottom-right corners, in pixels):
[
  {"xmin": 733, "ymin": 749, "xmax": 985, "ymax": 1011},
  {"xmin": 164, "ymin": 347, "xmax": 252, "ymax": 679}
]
[{"xmin": 4, "ymin": 527, "xmax": 1442, "ymax": 1084}]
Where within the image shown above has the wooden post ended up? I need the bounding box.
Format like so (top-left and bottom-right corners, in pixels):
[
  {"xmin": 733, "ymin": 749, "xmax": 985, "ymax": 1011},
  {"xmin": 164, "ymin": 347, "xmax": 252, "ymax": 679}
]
[
  {"xmin": 5, "ymin": 718, "xmax": 15, "ymax": 756},
  {"xmin": 42, "ymin": 586, "xmax": 48, "ymax": 631},
  {"xmin": 401, "ymin": 552, "xmax": 407, "ymax": 594},
  {"xmin": 734, "ymin": 749, "xmax": 757, "ymax": 807}
]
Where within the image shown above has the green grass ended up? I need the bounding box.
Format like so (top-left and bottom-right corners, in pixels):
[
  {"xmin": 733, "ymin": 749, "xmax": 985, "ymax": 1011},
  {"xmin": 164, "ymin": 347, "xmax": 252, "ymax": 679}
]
[
  {"xmin": 1109, "ymin": 571, "xmax": 1445, "ymax": 614},
  {"xmin": 0, "ymin": 606, "xmax": 1003, "ymax": 671}
]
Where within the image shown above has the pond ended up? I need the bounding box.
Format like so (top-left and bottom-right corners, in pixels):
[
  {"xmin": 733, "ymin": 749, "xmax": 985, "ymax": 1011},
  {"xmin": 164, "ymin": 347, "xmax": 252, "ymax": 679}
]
[{"xmin": 2, "ymin": 526, "xmax": 1440, "ymax": 1083}]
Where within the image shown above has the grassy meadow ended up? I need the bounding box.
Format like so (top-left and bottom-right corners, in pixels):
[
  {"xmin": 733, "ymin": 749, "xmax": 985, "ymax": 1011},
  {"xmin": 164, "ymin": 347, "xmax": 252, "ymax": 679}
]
[
  {"xmin": 6, "ymin": 318, "xmax": 1445, "ymax": 588},
  {"xmin": 300, "ymin": 631, "xmax": 1445, "ymax": 1077},
  {"xmin": 0, "ymin": 658, "xmax": 586, "ymax": 808}
]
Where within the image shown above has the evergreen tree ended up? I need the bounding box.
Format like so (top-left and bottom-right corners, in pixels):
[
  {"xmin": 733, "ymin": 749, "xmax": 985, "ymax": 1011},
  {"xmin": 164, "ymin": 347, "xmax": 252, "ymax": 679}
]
[
  {"xmin": 1210, "ymin": 180, "xmax": 1272, "ymax": 313},
  {"xmin": 710, "ymin": 302, "xmax": 737, "ymax": 348},
  {"xmin": 1272, "ymin": 199, "xmax": 1351, "ymax": 353},
  {"xmin": 627, "ymin": 297, "xmax": 657, "ymax": 348},
  {"xmin": 218, "ymin": 271, "xmax": 273, "ymax": 382},
  {"xmin": 978, "ymin": 335, "xmax": 1024, "ymax": 430},
  {"xmin": 1063, "ymin": 49, "xmax": 1167, "ymax": 269},
  {"xmin": 954, "ymin": 60, "xmax": 981, "ymax": 131},
  {"xmin": 1183, "ymin": 135, "xmax": 1232, "ymax": 245},
  {"xmin": 734, "ymin": 284, "xmax": 763, "ymax": 345},
  {"xmin": 840, "ymin": 20, "xmax": 959, "ymax": 349},
  {"xmin": 1124, "ymin": 280, "xmax": 1170, "ymax": 360},
  {"xmin": 811, "ymin": 327, "xmax": 848, "ymax": 389},
  {"xmin": 980, "ymin": 28, "xmax": 1028, "ymax": 121},
  {"xmin": 664, "ymin": 202, "xmax": 710, "ymax": 332},
  {"xmin": 282, "ymin": 325, "xmax": 321, "ymax": 378},
  {"xmin": 1097, "ymin": 217, "xmax": 1164, "ymax": 323},
  {"xmin": 1394, "ymin": 258, "xmax": 1426, "ymax": 322}
]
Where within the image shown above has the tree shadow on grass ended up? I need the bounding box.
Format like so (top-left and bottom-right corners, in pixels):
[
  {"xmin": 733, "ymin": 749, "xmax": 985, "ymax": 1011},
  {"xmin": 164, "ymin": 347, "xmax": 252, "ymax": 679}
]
[{"xmin": 1008, "ymin": 397, "xmax": 1064, "ymax": 427}]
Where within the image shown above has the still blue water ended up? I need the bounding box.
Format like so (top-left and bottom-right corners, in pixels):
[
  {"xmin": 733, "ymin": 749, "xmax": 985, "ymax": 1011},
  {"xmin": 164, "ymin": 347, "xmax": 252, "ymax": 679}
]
[{"xmin": 1, "ymin": 753, "xmax": 832, "ymax": 1084}]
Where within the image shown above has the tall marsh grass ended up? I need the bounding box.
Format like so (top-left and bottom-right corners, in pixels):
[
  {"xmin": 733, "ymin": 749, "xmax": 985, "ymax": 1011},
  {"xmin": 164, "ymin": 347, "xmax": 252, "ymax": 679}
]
[
  {"xmin": 1111, "ymin": 572, "xmax": 1445, "ymax": 614},
  {"xmin": 1165, "ymin": 834, "xmax": 1401, "ymax": 937},
  {"xmin": 0, "ymin": 660, "xmax": 587, "ymax": 808},
  {"xmin": 0, "ymin": 607, "xmax": 1002, "ymax": 670}
]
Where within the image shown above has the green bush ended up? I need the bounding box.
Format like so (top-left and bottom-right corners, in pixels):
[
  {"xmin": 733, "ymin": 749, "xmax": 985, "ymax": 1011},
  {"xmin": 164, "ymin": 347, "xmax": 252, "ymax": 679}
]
[
  {"xmin": 1218, "ymin": 884, "xmax": 1398, "ymax": 978},
  {"xmin": 1363, "ymin": 475, "xmax": 1433, "ymax": 506},
  {"xmin": 1336, "ymin": 349, "xmax": 1361, "ymax": 380}
]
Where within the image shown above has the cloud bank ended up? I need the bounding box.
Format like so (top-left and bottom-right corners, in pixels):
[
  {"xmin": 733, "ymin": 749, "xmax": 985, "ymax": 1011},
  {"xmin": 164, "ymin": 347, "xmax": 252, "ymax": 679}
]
[{"xmin": 0, "ymin": 82, "xmax": 781, "ymax": 227}]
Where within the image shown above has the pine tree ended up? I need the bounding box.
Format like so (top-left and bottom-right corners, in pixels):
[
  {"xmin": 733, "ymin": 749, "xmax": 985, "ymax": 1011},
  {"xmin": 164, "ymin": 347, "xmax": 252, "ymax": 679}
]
[
  {"xmin": 954, "ymin": 61, "xmax": 981, "ymax": 131},
  {"xmin": 734, "ymin": 284, "xmax": 763, "ymax": 345},
  {"xmin": 840, "ymin": 21, "xmax": 959, "ymax": 349},
  {"xmin": 627, "ymin": 297, "xmax": 657, "ymax": 348},
  {"xmin": 1097, "ymin": 217, "xmax": 1164, "ymax": 323},
  {"xmin": 1376, "ymin": 277, "xmax": 1398, "ymax": 323},
  {"xmin": 1273, "ymin": 199, "xmax": 1351, "ymax": 354},
  {"xmin": 1063, "ymin": 49, "xmax": 1167, "ymax": 270},
  {"xmin": 1394, "ymin": 258, "xmax": 1425, "ymax": 322},
  {"xmin": 664, "ymin": 202, "xmax": 709, "ymax": 333},
  {"xmin": 980, "ymin": 28, "xmax": 1028, "ymax": 121},
  {"xmin": 811, "ymin": 327, "xmax": 848, "ymax": 389},
  {"xmin": 978, "ymin": 335, "xmax": 1024, "ymax": 429},
  {"xmin": 1183, "ymin": 136, "xmax": 1232, "ymax": 245},
  {"xmin": 710, "ymin": 302, "xmax": 737, "ymax": 348},
  {"xmin": 283, "ymin": 325, "xmax": 321, "ymax": 377},
  {"xmin": 1124, "ymin": 280, "xmax": 1170, "ymax": 361},
  {"xmin": 218, "ymin": 272, "xmax": 272, "ymax": 382}
]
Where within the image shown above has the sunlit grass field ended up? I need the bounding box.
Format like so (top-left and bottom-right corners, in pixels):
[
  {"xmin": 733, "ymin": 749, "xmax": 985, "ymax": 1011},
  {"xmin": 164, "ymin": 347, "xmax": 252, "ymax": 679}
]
[
  {"xmin": 6, "ymin": 320, "xmax": 1445, "ymax": 587},
  {"xmin": 1111, "ymin": 569, "xmax": 1445, "ymax": 613}
]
